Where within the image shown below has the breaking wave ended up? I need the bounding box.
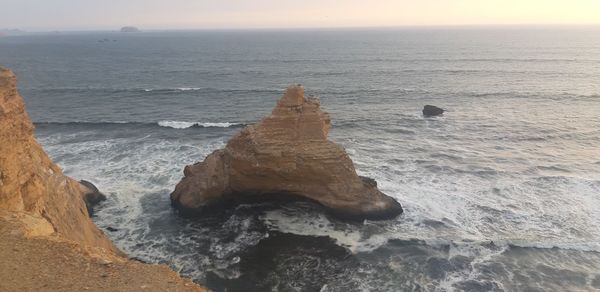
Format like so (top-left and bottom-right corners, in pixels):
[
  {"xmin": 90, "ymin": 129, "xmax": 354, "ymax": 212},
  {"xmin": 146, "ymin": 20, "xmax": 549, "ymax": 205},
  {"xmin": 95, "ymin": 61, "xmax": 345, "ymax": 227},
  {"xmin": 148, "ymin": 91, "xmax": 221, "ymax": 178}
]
[
  {"xmin": 143, "ymin": 87, "xmax": 203, "ymax": 92},
  {"xmin": 34, "ymin": 121, "xmax": 244, "ymax": 129},
  {"xmin": 157, "ymin": 121, "xmax": 242, "ymax": 129}
]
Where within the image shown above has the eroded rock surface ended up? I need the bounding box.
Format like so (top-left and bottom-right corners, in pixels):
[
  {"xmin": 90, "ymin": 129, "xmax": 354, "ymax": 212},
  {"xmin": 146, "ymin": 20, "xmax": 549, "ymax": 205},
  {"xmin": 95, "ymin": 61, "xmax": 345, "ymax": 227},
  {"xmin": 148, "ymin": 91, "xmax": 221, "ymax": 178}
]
[
  {"xmin": 171, "ymin": 85, "xmax": 403, "ymax": 220},
  {"xmin": 0, "ymin": 67, "xmax": 117, "ymax": 251},
  {"xmin": 0, "ymin": 66, "xmax": 205, "ymax": 291}
]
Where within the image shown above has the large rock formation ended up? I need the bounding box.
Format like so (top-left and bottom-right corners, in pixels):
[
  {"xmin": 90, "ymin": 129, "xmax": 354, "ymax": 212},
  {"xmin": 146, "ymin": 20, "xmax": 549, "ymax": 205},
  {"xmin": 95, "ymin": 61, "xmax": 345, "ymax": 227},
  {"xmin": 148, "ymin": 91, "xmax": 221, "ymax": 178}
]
[
  {"xmin": 0, "ymin": 67, "xmax": 117, "ymax": 251},
  {"xmin": 171, "ymin": 85, "xmax": 403, "ymax": 220},
  {"xmin": 0, "ymin": 66, "xmax": 205, "ymax": 291}
]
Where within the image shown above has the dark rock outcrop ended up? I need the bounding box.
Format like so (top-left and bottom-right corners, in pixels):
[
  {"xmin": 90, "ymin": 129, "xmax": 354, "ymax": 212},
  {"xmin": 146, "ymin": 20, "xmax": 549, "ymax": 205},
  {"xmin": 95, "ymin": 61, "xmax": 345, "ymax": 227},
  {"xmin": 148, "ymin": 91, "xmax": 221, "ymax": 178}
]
[
  {"xmin": 423, "ymin": 105, "xmax": 444, "ymax": 117},
  {"xmin": 79, "ymin": 180, "xmax": 107, "ymax": 216},
  {"xmin": 171, "ymin": 85, "xmax": 403, "ymax": 220}
]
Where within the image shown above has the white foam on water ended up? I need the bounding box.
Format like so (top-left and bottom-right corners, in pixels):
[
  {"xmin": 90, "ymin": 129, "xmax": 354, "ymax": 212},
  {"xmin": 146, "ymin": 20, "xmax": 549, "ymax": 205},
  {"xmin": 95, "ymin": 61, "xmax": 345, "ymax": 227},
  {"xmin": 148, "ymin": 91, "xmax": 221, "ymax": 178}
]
[
  {"xmin": 157, "ymin": 120, "xmax": 241, "ymax": 129},
  {"xmin": 199, "ymin": 122, "xmax": 240, "ymax": 128},
  {"xmin": 143, "ymin": 87, "xmax": 203, "ymax": 92},
  {"xmin": 35, "ymin": 99, "xmax": 600, "ymax": 289},
  {"xmin": 257, "ymin": 134, "xmax": 600, "ymax": 262},
  {"xmin": 38, "ymin": 132, "xmax": 227, "ymax": 257},
  {"xmin": 157, "ymin": 120, "xmax": 197, "ymax": 129},
  {"xmin": 261, "ymin": 209, "xmax": 365, "ymax": 253}
]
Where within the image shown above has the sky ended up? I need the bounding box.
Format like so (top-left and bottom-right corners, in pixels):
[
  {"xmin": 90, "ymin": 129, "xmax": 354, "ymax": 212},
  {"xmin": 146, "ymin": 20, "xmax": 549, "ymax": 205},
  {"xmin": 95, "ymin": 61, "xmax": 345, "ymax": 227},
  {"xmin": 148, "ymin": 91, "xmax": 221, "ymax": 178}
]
[{"xmin": 2, "ymin": 0, "xmax": 600, "ymax": 31}]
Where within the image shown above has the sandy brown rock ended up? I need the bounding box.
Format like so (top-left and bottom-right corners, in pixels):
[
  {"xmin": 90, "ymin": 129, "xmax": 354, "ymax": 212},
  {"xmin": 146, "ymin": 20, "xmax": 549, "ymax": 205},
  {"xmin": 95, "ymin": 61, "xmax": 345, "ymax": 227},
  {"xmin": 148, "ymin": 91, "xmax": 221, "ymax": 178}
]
[
  {"xmin": 171, "ymin": 85, "xmax": 403, "ymax": 220},
  {"xmin": 0, "ymin": 67, "xmax": 118, "ymax": 252},
  {"xmin": 0, "ymin": 66, "xmax": 206, "ymax": 291},
  {"xmin": 0, "ymin": 215, "xmax": 206, "ymax": 292}
]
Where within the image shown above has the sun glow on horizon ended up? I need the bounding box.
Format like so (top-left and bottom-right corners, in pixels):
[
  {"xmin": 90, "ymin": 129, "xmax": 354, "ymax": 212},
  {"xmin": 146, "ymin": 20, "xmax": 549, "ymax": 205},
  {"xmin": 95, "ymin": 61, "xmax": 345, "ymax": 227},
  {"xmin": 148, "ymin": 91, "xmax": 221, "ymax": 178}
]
[{"xmin": 2, "ymin": 0, "xmax": 600, "ymax": 31}]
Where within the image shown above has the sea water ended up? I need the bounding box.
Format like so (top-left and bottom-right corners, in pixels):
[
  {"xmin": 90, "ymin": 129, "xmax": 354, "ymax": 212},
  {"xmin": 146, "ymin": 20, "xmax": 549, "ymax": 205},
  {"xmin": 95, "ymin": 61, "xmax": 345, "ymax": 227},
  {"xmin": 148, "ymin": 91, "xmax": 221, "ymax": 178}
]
[{"xmin": 1, "ymin": 27, "xmax": 600, "ymax": 291}]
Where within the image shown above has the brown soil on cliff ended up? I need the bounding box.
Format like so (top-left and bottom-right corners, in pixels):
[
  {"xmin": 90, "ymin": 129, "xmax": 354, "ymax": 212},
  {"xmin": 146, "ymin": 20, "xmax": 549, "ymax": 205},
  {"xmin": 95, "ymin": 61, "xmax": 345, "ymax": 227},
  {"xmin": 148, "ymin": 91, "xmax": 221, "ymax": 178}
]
[
  {"xmin": 0, "ymin": 65, "xmax": 207, "ymax": 291},
  {"xmin": 0, "ymin": 217, "xmax": 206, "ymax": 292}
]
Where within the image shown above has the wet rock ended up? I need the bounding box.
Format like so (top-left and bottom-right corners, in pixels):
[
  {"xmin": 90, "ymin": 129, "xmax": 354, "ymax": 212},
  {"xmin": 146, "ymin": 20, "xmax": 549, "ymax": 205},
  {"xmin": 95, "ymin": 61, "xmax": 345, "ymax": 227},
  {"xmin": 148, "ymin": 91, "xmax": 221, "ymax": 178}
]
[
  {"xmin": 423, "ymin": 105, "xmax": 444, "ymax": 117},
  {"xmin": 80, "ymin": 180, "xmax": 107, "ymax": 216},
  {"xmin": 359, "ymin": 176, "xmax": 378, "ymax": 188},
  {"xmin": 171, "ymin": 85, "xmax": 403, "ymax": 220},
  {"xmin": 105, "ymin": 226, "xmax": 118, "ymax": 232}
]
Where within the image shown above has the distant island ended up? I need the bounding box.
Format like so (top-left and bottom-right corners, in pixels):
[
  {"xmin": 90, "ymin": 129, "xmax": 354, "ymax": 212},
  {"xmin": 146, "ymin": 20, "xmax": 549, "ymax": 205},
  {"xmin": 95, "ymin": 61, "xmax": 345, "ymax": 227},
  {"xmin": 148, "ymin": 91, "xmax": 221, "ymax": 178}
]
[{"xmin": 120, "ymin": 26, "xmax": 140, "ymax": 33}]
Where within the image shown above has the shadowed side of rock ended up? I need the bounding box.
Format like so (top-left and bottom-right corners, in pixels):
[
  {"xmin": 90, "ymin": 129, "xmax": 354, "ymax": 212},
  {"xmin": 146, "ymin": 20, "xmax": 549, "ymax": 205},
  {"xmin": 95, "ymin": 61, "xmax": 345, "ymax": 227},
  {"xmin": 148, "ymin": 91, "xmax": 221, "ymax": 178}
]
[
  {"xmin": 171, "ymin": 85, "xmax": 403, "ymax": 220},
  {"xmin": 80, "ymin": 180, "xmax": 107, "ymax": 216}
]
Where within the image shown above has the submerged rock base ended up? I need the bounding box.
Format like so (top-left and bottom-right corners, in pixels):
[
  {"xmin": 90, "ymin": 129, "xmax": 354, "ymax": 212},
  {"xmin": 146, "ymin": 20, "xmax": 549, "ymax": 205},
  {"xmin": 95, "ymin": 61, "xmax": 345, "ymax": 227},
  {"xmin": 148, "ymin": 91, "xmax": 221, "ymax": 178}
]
[{"xmin": 171, "ymin": 85, "xmax": 403, "ymax": 220}]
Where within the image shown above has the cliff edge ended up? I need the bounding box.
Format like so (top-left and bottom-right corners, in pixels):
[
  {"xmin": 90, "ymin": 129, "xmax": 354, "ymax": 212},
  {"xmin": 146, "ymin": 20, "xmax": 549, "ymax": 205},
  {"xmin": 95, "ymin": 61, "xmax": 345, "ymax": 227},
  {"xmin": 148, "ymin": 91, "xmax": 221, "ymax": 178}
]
[
  {"xmin": 171, "ymin": 85, "xmax": 403, "ymax": 220},
  {"xmin": 0, "ymin": 67, "xmax": 117, "ymax": 251},
  {"xmin": 0, "ymin": 67, "xmax": 205, "ymax": 291}
]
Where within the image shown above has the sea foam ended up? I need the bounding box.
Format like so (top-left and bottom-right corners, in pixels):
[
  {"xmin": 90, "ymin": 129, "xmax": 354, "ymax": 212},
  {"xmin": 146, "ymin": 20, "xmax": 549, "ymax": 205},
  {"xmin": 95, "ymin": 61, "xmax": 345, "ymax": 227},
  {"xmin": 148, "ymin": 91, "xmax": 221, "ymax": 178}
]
[
  {"xmin": 143, "ymin": 87, "xmax": 203, "ymax": 92},
  {"xmin": 157, "ymin": 120, "xmax": 241, "ymax": 129}
]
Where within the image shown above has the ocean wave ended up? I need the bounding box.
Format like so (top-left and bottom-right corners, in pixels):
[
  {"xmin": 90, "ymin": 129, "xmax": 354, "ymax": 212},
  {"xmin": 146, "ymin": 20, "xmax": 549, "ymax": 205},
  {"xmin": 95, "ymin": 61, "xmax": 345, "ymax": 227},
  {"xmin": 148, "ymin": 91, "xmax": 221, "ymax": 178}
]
[
  {"xmin": 34, "ymin": 121, "xmax": 134, "ymax": 126},
  {"xmin": 507, "ymin": 241, "xmax": 600, "ymax": 253},
  {"xmin": 144, "ymin": 87, "xmax": 203, "ymax": 92},
  {"xmin": 395, "ymin": 238, "xmax": 600, "ymax": 254},
  {"xmin": 34, "ymin": 121, "xmax": 244, "ymax": 129},
  {"xmin": 157, "ymin": 120, "xmax": 242, "ymax": 129},
  {"xmin": 28, "ymin": 87, "xmax": 281, "ymax": 95}
]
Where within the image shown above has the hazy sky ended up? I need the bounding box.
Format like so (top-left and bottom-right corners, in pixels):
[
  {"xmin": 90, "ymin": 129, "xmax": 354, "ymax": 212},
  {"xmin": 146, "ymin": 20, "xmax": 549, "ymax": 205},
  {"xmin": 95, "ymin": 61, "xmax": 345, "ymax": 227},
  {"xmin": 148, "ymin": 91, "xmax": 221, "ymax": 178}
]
[{"xmin": 2, "ymin": 0, "xmax": 600, "ymax": 31}]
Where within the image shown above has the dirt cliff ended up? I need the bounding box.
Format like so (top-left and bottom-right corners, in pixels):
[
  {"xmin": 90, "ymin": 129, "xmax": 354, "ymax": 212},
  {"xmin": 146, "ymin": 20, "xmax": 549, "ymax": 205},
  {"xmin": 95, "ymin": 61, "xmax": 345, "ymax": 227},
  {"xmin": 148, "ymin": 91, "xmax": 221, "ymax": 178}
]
[
  {"xmin": 0, "ymin": 67, "xmax": 117, "ymax": 251},
  {"xmin": 0, "ymin": 66, "xmax": 205, "ymax": 291}
]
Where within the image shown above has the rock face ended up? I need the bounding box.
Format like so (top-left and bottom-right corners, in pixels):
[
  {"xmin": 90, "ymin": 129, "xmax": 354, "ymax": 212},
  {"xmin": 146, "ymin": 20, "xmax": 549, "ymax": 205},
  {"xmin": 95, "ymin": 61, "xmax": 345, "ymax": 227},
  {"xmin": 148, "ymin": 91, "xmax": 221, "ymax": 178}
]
[
  {"xmin": 0, "ymin": 67, "xmax": 116, "ymax": 252},
  {"xmin": 0, "ymin": 66, "xmax": 206, "ymax": 291},
  {"xmin": 171, "ymin": 85, "xmax": 403, "ymax": 220},
  {"xmin": 422, "ymin": 105, "xmax": 444, "ymax": 117}
]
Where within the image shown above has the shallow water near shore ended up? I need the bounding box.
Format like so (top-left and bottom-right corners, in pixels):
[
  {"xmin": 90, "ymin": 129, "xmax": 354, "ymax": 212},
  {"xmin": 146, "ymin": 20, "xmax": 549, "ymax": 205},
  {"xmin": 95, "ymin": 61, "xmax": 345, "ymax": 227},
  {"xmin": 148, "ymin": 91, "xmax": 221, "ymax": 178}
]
[{"xmin": 2, "ymin": 27, "xmax": 600, "ymax": 291}]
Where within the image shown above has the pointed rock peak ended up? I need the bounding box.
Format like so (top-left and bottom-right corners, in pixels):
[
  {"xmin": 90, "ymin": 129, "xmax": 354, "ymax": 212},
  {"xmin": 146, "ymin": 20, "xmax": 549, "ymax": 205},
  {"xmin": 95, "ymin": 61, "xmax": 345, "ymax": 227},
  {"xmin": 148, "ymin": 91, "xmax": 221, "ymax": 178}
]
[
  {"xmin": 0, "ymin": 66, "xmax": 12, "ymax": 75},
  {"xmin": 0, "ymin": 66, "xmax": 16, "ymax": 89},
  {"xmin": 278, "ymin": 84, "xmax": 305, "ymax": 107},
  {"xmin": 171, "ymin": 86, "xmax": 403, "ymax": 220}
]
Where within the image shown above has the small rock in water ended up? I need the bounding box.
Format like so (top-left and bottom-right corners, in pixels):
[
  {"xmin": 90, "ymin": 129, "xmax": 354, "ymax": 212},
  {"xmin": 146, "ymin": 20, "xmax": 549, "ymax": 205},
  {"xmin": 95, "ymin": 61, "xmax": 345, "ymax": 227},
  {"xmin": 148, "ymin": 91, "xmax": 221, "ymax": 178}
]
[
  {"xmin": 79, "ymin": 180, "xmax": 107, "ymax": 216},
  {"xmin": 422, "ymin": 105, "xmax": 444, "ymax": 117}
]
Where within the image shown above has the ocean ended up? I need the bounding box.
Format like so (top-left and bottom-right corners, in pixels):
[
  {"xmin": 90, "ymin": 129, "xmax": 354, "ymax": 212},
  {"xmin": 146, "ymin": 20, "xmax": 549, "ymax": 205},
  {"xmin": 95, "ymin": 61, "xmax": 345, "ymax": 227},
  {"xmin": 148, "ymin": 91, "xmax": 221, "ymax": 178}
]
[{"xmin": 1, "ymin": 27, "xmax": 599, "ymax": 291}]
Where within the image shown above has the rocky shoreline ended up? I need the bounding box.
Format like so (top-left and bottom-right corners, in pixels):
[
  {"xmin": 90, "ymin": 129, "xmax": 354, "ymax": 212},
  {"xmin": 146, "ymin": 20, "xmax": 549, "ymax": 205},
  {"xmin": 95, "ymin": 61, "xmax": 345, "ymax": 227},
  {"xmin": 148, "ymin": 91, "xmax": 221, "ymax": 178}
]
[{"xmin": 1, "ymin": 67, "xmax": 403, "ymax": 290}]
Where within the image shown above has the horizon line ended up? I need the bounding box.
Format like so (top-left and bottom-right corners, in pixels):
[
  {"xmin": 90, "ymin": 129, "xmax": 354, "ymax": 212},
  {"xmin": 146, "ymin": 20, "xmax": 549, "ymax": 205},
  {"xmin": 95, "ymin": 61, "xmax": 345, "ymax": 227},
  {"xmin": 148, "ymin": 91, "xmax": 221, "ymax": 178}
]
[{"xmin": 4, "ymin": 23, "xmax": 600, "ymax": 34}]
